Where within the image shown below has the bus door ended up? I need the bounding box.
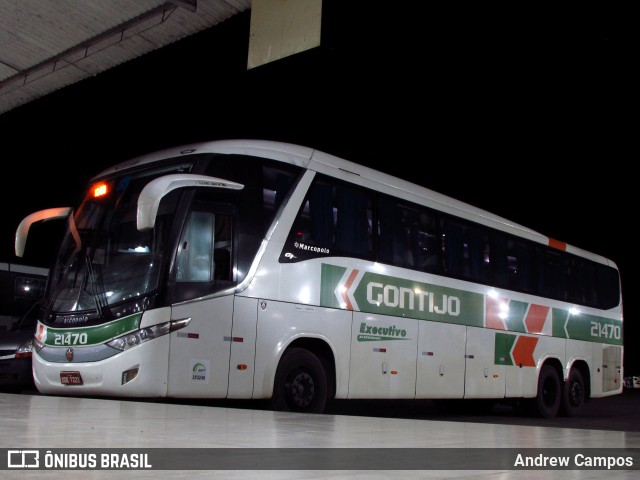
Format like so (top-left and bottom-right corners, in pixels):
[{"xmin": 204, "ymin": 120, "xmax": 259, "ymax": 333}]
[{"xmin": 166, "ymin": 205, "xmax": 236, "ymax": 397}]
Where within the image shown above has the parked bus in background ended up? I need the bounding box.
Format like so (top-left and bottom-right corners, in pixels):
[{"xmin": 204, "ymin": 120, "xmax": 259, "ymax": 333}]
[
  {"xmin": 15, "ymin": 140, "xmax": 623, "ymax": 418},
  {"xmin": 0, "ymin": 262, "xmax": 47, "ymax": 333},
  {"xmin": 1, "ymin": 262, "xmax": 47, "ymax": 391}
]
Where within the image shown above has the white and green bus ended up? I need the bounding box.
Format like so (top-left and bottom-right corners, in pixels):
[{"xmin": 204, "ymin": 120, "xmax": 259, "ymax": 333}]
[{"xmin": 16, "ymin": 140, "xmax": 623, "ymax": 417}]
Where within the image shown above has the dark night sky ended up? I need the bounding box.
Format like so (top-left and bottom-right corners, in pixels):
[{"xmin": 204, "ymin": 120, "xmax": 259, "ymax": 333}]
[{"xmin": 0, "ymin": 4, "xmax": 636, "ymax": 369}]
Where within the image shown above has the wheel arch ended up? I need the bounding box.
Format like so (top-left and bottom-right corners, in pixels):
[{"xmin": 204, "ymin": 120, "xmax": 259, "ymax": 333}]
[
  {"xmin": 275, "ymin": 336, "xmax": 337, "ymax": 401},
  {"xmin": 538, "ymin": 356, "xmax": 563, "ymax": 383}
]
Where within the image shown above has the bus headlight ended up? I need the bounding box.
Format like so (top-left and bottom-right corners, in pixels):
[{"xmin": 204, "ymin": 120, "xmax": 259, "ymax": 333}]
[{"xmin": 106, "ymin": 317, "xmax": 190, "ymax": 351}]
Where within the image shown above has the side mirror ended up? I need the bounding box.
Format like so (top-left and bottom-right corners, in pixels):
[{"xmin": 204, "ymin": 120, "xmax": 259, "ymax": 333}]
[
  {"xmin": 137, "ymin": 174, "xmax": 243, "ymax": 230},
  {"xmin": 15, "ymin": 207, "xmax": 71, "ymax": 257}
]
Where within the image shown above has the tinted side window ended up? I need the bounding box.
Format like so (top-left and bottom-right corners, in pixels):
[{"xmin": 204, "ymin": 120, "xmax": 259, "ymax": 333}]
[
  {"xmin": 279, "ymin": 174, "xmax": 620, "ymax": 310},
  {"xmin": 203, "ymin": 155, "xmax": 302, "ymax": 277},
  {"xmin": 281, "ymin": 175, "xmax": 373, "ymax": 262},
  {"xmin": 377, "ymin": 196, "xmax": 441, "ymax": 272}
]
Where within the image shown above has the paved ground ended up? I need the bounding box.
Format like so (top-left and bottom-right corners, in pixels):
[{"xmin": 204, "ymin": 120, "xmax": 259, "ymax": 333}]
[
  {"xmin": 8, "ymin": 386, "xmax": 640, "ymax": 431},
  {"xmin": 324, "ymin": 388, "xmax": 640, "ymax": 432},
  {"xmin": 1, "ymin": 388, "xmax": 639, "ymax": 479}
]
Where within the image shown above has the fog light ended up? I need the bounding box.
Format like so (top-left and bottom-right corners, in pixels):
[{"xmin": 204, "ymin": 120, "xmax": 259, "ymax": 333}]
[{"xmin": 122, "ymin": 367, "xmax": 139, "ymax": 385}]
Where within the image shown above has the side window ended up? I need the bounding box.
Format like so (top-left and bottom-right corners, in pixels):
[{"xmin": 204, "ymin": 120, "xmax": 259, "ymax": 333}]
[
  {"xmin": 595, "ymin": 263, "xmax": 620, "ymax": 309},
  {"xmin": 212, "ymin": 214, "xmax": 233, "ymax": 282},
  {"xmin": 377, "ymin": 197, "xmax": 440, "ymax": 272},
  {"xmin": 487, "ymin": 231, "xmax": 509, "ymax": 287},
  {"xmin": 202, "ymin": 156, "xmax": 302, "ymax": 281},
  {"xmin": 441, "ymin": 218, "xmax": 487, "ymax": 282},
  {"xmin": 177, "ymin": 210, "xmax": 234, "ymax": 283},
  {"xmin": 281, "ymin": 175, "xmax": 373, "ymax": 262},
  {"xmin": 172, "ymin": 204, "xmax": 235, "ymax": 303},
  {"xmin": 335, "ymin": 183, "xmax": 371, "ymax": 256},
  {"xmin": 177, "ymin": 211, "xmax": 214, "ymax": 282},
  {"xmin": 507, "ymin": 239, "xmax": 533, "ymax": 292},
  {"xmin": 541, "ymin": 249, "xmax": 568, "ymax": 300},
  {"xmin": 440, "ymin": 217, "xmax": 540, "ymax": 293}
]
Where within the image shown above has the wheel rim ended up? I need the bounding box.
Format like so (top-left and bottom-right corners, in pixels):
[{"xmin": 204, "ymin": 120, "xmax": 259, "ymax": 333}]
[
  {"xmin": 568, "ymin": 379, "xmax": 583, "ymax": 407},
  {"xmin": 286, "ymin": 371, "xmax": 315, "ymax": 408}
]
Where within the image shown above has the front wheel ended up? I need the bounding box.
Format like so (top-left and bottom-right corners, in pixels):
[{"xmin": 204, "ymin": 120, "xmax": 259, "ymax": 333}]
[
  {"xmin": 561, "ymin": 368, "xmax": 586, "ymax": 417},
  {"xmin": 271, "ymin": 348, "xmax": 328, "ymax": 414},
  {"xmin": 528, "ymin": 364, "xmax": 561, "ymax": 418}
]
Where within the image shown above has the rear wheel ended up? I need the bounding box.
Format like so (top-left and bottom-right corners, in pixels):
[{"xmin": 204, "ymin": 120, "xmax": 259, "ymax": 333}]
[
  {"xmin": 528, "ymin": 364, "xmax": 561, "ymax": 418},
  {"xmin": 561, "ymin": 368, "xmax": 586, "ymax": 417},
  {"xmin": 271, "ymin": 348, "xmax": 328, "ymax": 414}
]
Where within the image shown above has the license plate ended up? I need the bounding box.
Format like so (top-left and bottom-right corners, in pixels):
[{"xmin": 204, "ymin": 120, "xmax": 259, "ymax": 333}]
[{"xmin": 60, "ymin": 371, "xmax": 83, "ymax": 385}]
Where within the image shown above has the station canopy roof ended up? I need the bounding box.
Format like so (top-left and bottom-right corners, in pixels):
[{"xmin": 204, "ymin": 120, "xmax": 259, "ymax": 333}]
[{"xmin": 0, "ymin": 0, "xmax": 251, "ymax": 115}]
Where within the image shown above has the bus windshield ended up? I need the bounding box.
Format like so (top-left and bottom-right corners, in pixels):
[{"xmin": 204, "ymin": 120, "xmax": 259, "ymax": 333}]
[
  {"xmin": 41, "ymin": 151, "xmax": 303, "ymax": 322},
  {"xmin": 47, "ymin": 161, "xmax": 192, "ymax": 316}
]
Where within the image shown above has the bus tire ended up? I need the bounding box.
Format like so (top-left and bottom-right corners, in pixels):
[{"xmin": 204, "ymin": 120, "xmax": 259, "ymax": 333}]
[
  {"xmin": 271, "ymin": 348, "xmax": 328, "ymax": 414},
  {"xmin": 528, "ymin": 364, "xmax": 561, "ymax": 418},
  {"xmin": 561, "ymin": 368, "xmax": 585, "ymax": 417}
]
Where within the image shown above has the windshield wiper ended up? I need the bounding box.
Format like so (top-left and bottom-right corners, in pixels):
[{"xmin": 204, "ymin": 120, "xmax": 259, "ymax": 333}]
[{"xmin": 85, "ymin": 254, "xmax": 110, "ymax": 319}]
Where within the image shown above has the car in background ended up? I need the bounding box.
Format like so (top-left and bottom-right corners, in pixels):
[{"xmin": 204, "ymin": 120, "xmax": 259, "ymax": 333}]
[
  {"xmin": 624, "ymin": 376, "xmax": 640, "ymax": 389},
  {"xmin": 0, "ymin": 301, "xmax": 39, "ymax": 392}
]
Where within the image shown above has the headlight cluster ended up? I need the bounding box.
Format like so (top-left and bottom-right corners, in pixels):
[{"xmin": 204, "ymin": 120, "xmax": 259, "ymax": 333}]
[
  {"xmin": 106, "ymin": 317, "xmax": 190, "ymax": 351},
  {"xmin": 107, "ymin": 322, "xmax": 171, "ymax": 351}
]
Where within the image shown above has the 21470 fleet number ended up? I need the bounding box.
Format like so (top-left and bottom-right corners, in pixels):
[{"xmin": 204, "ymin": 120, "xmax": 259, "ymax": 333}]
[
  {"xmin": 590, "ymin": 321, "xmax": 621, "ymax": 340},
  {"xmin": 53, "ymin": 332, "xmax": 88, "ymax": 346}
]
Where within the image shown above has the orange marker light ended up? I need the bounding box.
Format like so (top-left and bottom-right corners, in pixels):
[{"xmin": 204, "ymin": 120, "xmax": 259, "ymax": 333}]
[
  {"xmin": 548, "ymin": 238, "xmax": 566, "ymax": 251},
  {"xmin": 92, "ymin": 182, "xmax": 109, "ymax": 198}
]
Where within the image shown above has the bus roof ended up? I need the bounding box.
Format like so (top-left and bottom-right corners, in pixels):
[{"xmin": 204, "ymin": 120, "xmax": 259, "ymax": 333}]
[{"xmin": 93, "ymin": 139, "xmax": 615, "ymax": 268}]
